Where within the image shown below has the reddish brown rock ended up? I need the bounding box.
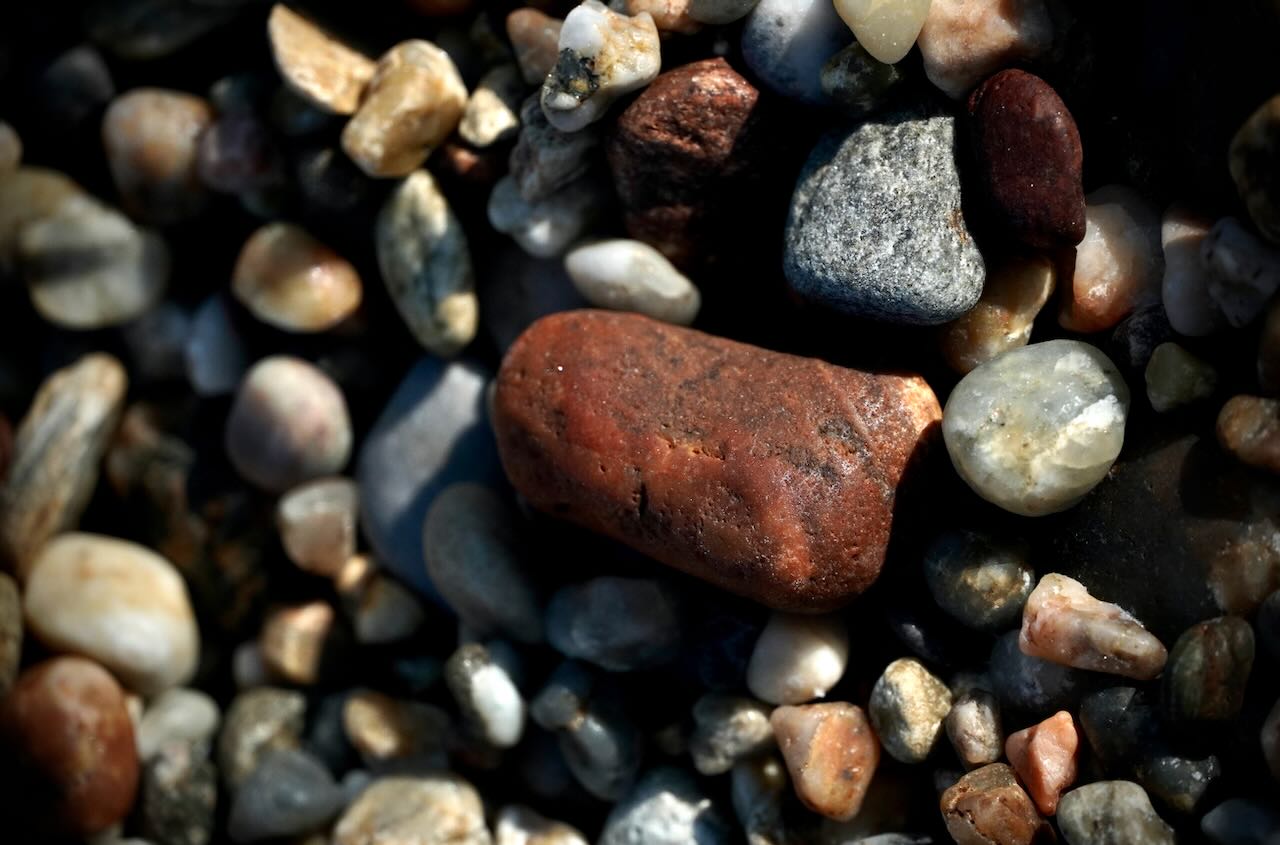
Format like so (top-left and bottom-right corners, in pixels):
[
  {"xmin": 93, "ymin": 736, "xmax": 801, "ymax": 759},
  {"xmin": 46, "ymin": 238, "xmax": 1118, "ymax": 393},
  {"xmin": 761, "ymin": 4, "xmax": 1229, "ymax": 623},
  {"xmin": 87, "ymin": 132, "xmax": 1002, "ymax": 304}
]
[
  {"xmin": 0, "ymin": 656, "xmax": 140, "ymax": 838},
  {"xmin": 1005, "ymin": 711, "xmax": 1079, "ymax": 815},
  {"xmin": 969, "ymin": 70, "xmax": 1084, "ymax": 249},
  {"xmin": 940, "ymin": 763, "xmax": 1054, "ymax": 845},
  {"xmin": 492, "ymin": 310, "xmax": 941, "ymax": 611},
  {"xmin": 607, "ymin": 58, "xmax": 768, "ymax": 268},
  {"xmin": 771, "ymin": 702, "xmax": 879, "ymax": 821},
  {"xmin": 1217, "ymin": 395, "xmax": 1280, "ymax": 475}
]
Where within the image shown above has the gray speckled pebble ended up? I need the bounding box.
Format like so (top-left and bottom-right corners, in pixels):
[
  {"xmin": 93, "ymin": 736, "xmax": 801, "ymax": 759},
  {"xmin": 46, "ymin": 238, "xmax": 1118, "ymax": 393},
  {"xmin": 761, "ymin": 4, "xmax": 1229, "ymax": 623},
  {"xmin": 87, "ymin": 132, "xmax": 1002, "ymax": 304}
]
[
  {"xmin": 228, "ymin": 749, "xmax": 343, "ymax": 842},
  {"xmin": 784, "ymin": 107, "xmax": 985, "ymax": 325},
  {"xmin": 1057, "ymin": 781, "xmax": 1174, "ymax": 845},
  {"xmin": 600, "ymin": 767, "xmax": 734, "ymax": 845}
]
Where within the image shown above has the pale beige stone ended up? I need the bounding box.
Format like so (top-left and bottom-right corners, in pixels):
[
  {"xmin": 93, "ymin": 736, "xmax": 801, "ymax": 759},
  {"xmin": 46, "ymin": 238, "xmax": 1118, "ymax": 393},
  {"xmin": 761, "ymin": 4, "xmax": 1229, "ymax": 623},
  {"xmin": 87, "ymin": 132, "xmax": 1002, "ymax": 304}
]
[
  {"xmin": 746, "ymin": 612, "xmax": 848, "ymax": 705},
  {"xmin": 277, "ymin": 477, "xmax": 359, "ymax": 577},
  {"xmin": 939, "ymin": 254, "xmax": 1055, "ymax": 374},
  {"xmin": 868, "ymin": 658, "xmax": 952, "ymax": 764},
  {"xmin": 771, "ymin": 702, "xmax": 880, "ymax": 821},
  {"xmin": 334, "ymin": 776, "xmax": 491, "ymax": 845},
  {"xmin": 834, "ymin": 0, "xmax": 932, "ymax": 64},
  {"xmin": 267, "ymin": 4, "xmax": 375, "ymax": 115},
  {"xmin": 495, "ymin": 805, "xmax": 587, "ymax": 845},
  {"xmin": 460, "ymin": 65, "xmax": 524, "ymax": 149},
  {"xmin": 0, "ymin": 166, "xmax": 84, "ymax": 267},
  {"xmin": 507, "ymin": 8, "xmax": 564, "ymax": 85},
  {"xmin": 259, "ymin": 601, "xmax": 341, "ymax": 685},
  {"xmin": 343, "ymin": 690, "xmax": 450, "ymax": 769},
  {"xmin": 917, "ymin": 0, "xmax": 1053, "ymax": 99},
  {"xmin": 946, "ymin": 688, "xmax": 1003, "ymax": 770},
  {"xmin": 101, "ymin": 88, "xmax": 212, "ymax": 224},
  {"xmin": 626, "ymin": 0, "xmax": 701, "ymax": 33},
  {"xmin": 232, "ymin": 222, "xmax": 363, "ymax": 332}
]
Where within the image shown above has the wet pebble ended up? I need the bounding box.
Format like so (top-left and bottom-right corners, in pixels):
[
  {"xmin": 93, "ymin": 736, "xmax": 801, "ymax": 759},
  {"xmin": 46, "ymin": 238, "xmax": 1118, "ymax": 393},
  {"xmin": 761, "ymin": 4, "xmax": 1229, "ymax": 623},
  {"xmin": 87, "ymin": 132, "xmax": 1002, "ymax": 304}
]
[
  {"xmin": 1056, "ymin": 781, "xmax": 1174, "ymax": 845},
  {"xmin": 507, "ymin": 8, "xmax": 562, "ymax": 85},
  {"xmin": 546, "ymin": 576, "xmax": 683, "ymax": 671},
  {"xmin": 741, "ymin": 0, "xmax": 849, "ymax": 105},
  {"xmin": 1217, "ymin": 395, "xmax": 1280, "ymax": 475},
  {"xmin": 689, "ymin": 694, "xmax": 774, "ymax": 775},
  {"xmin": 102, "ymin": 87, "xmax": 212, "ymax": 223},
  {"xmin": 771, "ymin": 702, "xmax": 880, "ymax": 821},
  {"xmin": 1162, "ymin": 616, "xmax": 1254, "ymax": 724},
  {"xmin": 232, "ymin": 222, "xmax": 362, "ymax": 332},
  {"xmin": 1201, "ymin": 217, "xmax": 1280, "ymax": 327},
  {"xmin": 218, "ymin": 687, "xmax": 306, "ymax": 790},
  {"xmin": 869, "ymin": 658, "xmax": 952, "ymax": 764},
  {"xmin": 939, "ymin": 763, "xmax": 1050, "ymax": 845},
  {"xmin": 1004, "ymin": 710, "xmax": 1079, "ymax": 815},
  {"xmin": 923, "ymin": 530, "xmax": 1034, "ymax": 631},
  {"xmin": 599, "ymin": 766, "xmax": 733, "ymax": 845},
  {"xmin": 917, "ymin": 0, "xmax": 1053, "ymax": 99},
  {"xmin": 565, "ymin": 239, "xmax": 700, "ymax": 325},
  {"xmin": 946, "ymin": 688, "xmax": 1004, "ymax": 770},
  {"xmin": 333, "ymin": 775, "xmax": 492, "ymax": 845},
  {"xmin": 938, "ymin": 254, "xmax": 1056, "ymax": 375},
  {"xmin": 266, "ymin": 4, "xmax": 374, "ymax": 115},
  {"xmin": 747, "ymin": 612, "xmax": 848, "ymax": 705},
  {"xmin": 445, "ymin": 642, "xmax": 526, "ymax": 748},
  {"xmin": 227, "ymin": 749, "xmax": 343, "ymax": 843}
]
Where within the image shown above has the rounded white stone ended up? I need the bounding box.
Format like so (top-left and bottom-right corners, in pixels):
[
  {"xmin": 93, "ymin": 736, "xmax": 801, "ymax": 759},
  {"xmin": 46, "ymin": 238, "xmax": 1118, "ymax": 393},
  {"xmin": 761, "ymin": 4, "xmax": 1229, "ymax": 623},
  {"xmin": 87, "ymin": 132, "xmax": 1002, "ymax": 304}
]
[
  {"xmin": 565, "ymin": 239, "xmax": 701, "ymax": 325},
  {"xmin": 746, "ymin": 611, "xmax": 848, "ymax": 705},
  {"xmin": 834, "ymin": 0, "xmax": 932, "ymax": 64}
]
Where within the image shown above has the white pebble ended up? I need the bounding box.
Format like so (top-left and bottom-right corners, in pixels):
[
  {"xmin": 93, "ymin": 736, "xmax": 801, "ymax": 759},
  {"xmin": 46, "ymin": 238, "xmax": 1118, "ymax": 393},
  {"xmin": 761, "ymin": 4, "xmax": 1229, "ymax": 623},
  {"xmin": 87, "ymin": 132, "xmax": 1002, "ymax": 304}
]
[
  {"xmin": 833, "ymin": 0, "xmax": 931, "ymax": 64},
  {"xmin": 746, "ymin": 612, "xmax": 849, "ymax": 705},
  {"xmin": 565, "ymin": 239, "xmax": 701, "ymax": 325},
  {"xmin": 488, "ymin": 173, "xmax": 605, "ymax": 258}
]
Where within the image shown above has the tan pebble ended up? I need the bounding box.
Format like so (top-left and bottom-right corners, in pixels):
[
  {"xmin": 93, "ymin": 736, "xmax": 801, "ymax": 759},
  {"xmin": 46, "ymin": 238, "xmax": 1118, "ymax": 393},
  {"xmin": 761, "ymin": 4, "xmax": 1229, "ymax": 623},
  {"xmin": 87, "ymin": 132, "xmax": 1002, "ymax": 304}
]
[
  {"xmin": 1005, "ymin": 711, "xmax": 1080, "ymax": 815},
  {"xmin": 0, "ymin": 166, "xmax": 84, "ymax": 266},
  {"xmin": 1217, "ymin": 395, "xmax": 1280, "ymax": 475},
  {"xmin": 267, "ymin": 4, "xmax": 375, "ymax": 115},
  {"xmin": 834, "ymin": 0, "xmax": 931, "ymax": 64},
  {"xmin": 771, "ymin": 702, "xmax": 880, "ymax": 821},
  {"xmin": 945, "ymin": 688, "xmax": 1003, "ymax": 770},
  {"xmin": 626, "ymin": 0, "xmax": 701, "ymax": 33},
  {"xmin": 277, "ymin": 477, "xmax": 359, "ymax": 576},
  {"xmin": 940, "ymin": 763, "xmax": 1051, "ymax": 845},
  {"xmin": 917, "ymin": 0, "xmax": 1054, "ymax": 100},
  {"xmin": 232, "ymin": 222, "xmax": 363, "ymax": 332},
  {"xmin": 343, "ymin": 690, "xmax": 450, "ymax": 768},
  {"xmin": 869, "ymin": 657, "xmax": 953, "ymax": 764},
  {"xmin": 102, "ymin": 88, "xmax": 212, "ymax": 224},
  {"xmin": 507, "ymin": 8, "xmax": 564, "ymax": 84},
  {"xmin": 260, "ymin": 601, "xmax": 345, "ymax": 685},
  {"xmin": 496, "ymin": 804, "xmax": 588, "ymax": 845},
  {"xmin": 460, "ymin": 64, "xmax": 524, "ymax": 148},
  {"xmin": 334, "ymin": 775, "xmax": 489, "ymax": 845},
  {"xmin": 940, "ymin": 254, "xmax": 1055, "ymax": 374}
]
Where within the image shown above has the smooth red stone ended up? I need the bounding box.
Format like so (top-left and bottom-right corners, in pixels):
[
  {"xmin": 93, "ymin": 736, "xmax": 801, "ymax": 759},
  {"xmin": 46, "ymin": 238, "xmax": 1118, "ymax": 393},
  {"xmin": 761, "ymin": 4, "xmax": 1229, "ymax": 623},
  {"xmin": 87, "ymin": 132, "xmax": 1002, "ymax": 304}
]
[
  {"xmin": 969, "ymin": 69, "xmax": 1085, "ymax": 249},
  {"xmin": 493, "ymin": 310, "xmax": 941, "ymax": 611}
]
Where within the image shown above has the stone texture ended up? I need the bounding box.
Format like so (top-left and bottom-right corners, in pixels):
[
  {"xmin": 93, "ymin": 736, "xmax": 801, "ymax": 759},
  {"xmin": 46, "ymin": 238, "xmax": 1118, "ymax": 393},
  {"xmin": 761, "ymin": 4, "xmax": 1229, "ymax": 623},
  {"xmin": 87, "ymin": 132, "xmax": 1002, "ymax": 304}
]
[
  {"xmin": 334, "ymin": 775, "xmax": 492, "ymax": 845},
  {"xmin": 834, "ymin": 0, "xmax": 929, "ymax": 63},
  {"xmin": 0, "ymin": 354, "xmax": 126, "ymax": 577},
  {"xmin": 599, "ymin": 767, "xmax": 733, "ymax": 845},
  {"xmin": 461, "ymin": 64, "xmax": 523, "ymax": 148},
  {"xmin": 24, "ymin": 532, "xmax": 199, "ymax": 694},
  {"xmin": 771, "ymin": 702, "xmax": 879, "ymax": 821},
  {"xmin": 343, "ymin": 690, "xmax": 450, "ymax": 769},
  {"xmin": 565, "ymin": 239, "xmax": 700, "ymax": 325},
  {"xmin": 1201, "ymin": 217, "xmax": 1280, "ymax": 327},
  {"xmin": 259, "ymin": 600, "xmax": 346, "ymax": 686},
  {"xmin": 689, "ymin": 694, "xmax": 774, "ymax": 775},
  {"xmin": 1162, "ymin": 616, "xmax": 1254, "ymax": 723},
  {"xmin": 1004, "ymin": 711, "xmax": 1079, "ymax": 815},
  {"xmin": 232, "ymin": 222, "xmax": 362, "ymax": 332},
  {"xmin": 445, "ymin": 643, "xmax": 526, "ymax": 749},
  {"xmin": 1145, "ymin": 343, "xmax": 1217, "ymax": 412},
  {"xmin": 102, "ymin": 87, "xmax": 212, "ymax": 224},
  {"xmin": 784, "ymin": 108, "xmax": 985, "ymax": 325},
  {"xmin": 218, "ymin": 688, "xmax": 306, "ymax": 790},
  {"xmin": 924, "ymin": 530, "xmax": 1035, "ymax": 631},
  {"xmin": 946, "ymin": 688, "xmax": 1003, "ymax": 769},
  {"xmin": 493, "ymin": 310, "xmax": 941, "ymax": 611},
  {"xmin": 917, "ymin": 0, "xmax": 1054, "ymax": 100},
  {"xmin": 747, "ymin": 611, "xmax": 848, "ymax": 705},
  {"xmin": 1160, "ymin": 206, "xmax": 1225, "ymax": 336},
  {"xmin": 1218, "ymin": 395, "xmax": 1280, "ymax": 475},
  {"xmin": 507, "ymin": 8, "xmax": 562, "ymax": 85},
  {"xmin": 510, "ymin": 94, "xmax": 600, "ymax": 203},
  {"xmin": 277, "ymin": 477, "xmax": 358, "ymax": 576},
  {"xmin": 939, "ymin": 764, "xmax": 1051, "ymax": 845},
  {"xmin": 487, "ymin": 172, "xmax": 607, "ymax": 258},
  {"xmin": 138, "ymin": 734, "xmax": 217, "ymax": 845},
  {"xmin": 1056, "ymin": 782, "xmax": 1174, "ymax": 845},
  {"xmin": 939, "ymin": 254, "xmax": 1055, "ymax": 375},
  {"xmin": 1229, "ymin": 93, "xmax": 1280, "ymax": 244},
  {"xmin": 546, "ymin": 576, "xmax": 682, "ymax": 671},
  {"xmin": 626, "ymin": 0, "xmax": 700, "ymax": 33},
  {"xmin": 0, "ymin": 573, "xmax": 19, "ymax": 695},
  {"xmin": 267, "ymin": 4, "xmax": 375, "ymax": 115},
  {"xmin": 741, "ymin": 0, "xmax": 849, "ymax": 105},
  {"xmin": 820, "ymin": 42, "xmax": 906, "ymax": 119},
  {"xmin": 227, "ymin": 749, "xmax": 343, "ymax": 843},
  {"xmin": 869, "ymin": 658, "xmax": 952, "ymax": 763}
]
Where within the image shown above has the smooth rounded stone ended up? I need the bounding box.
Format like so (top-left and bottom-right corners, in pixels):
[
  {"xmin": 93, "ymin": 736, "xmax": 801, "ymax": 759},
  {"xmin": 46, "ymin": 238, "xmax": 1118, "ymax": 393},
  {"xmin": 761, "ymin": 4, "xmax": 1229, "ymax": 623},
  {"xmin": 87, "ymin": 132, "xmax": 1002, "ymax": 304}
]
[
  {"xmin": 688, "ymin": 0, "xmax": 759, "ymax": 22},
  {"xmin": 343, "ymin": 690, "xmax": 450, "ymax": 770},
  {"xmin": 260, "ymin": 601, "xmax": 347, "ymax": 686},
  {"xmin": 940, "ymin": 764, "xmax": 1050, "ymax": 845},
  {"xmin": 689, "ymin": 694, "xmax": 774, "ymax": 775},
  {"xmin": 0, "ymin": 166, "xmax": 85, "ymax": 268},
  {"xmin": 869, "ymin": 658, "xmax": 953, "ymax": 764},
  {"xmin": 988, "ymin": 631, "xmax": 1084, "ymax": 715},
  {"xmin": 461, "ymin": 64, "xmax": 523, "ymax": 148},
  {"xmin": 625, "ymin": 0, "xmax": 700, "ymax": 32},
  {"xmin": 510, "ymin": 94, "xmax": 601, "ymax": 203},
  {"xmin": 24, "ymin": 533, "xmax": 199, "ymax": 694},
  {"xmin": 539, "ymin": 1, "xmax": 660, "ymax": 133},
  {"xmin": 833, "ymin": 0, "xmax": 929, "ymax": 64},
  {"xmin": 530, "ymin": 661, "xmax": 596, "ymax": 731},
  {"xmin": 225, "ymin": 356, "xmax": 352, "ymax": 493},
  {"xmin": 1161, "ymin": 206, "xmax": 1226, "ymax": 336},
  {"xmin": 1057, "ymin": 782, "xmax": 1174, "ymax": 845},
  {"xmin": 228, "ymin": 749, "xmax": 343, "ymax": 843},
  {"xmin": 423, "ymin": 482, "xmax": 543, "ymax": 643},
  {"xmin": 1201, "ymin": 217, "xmax": 1280, "ymax": 327},
  {"xmin": 923, "ymin": 530, "xmax": 1034, "ymax": 631},
  {"xmin": 266, "ymin": 4, "xmax": 374, "ymax": 115},
  {"xmin": 277, "ymin": 477, "xmax": 358, "ymax": 577},
  {"xmin": 488, "ymin": 173, "xmax": 606, "ymax": 258},
  {"xmin": 1019, "ymin": 573, "xmax": 1167, "ymax": 680},
  {"xmin": 335, "ymin": 775, "xmax": 492, "ymax": 845},
  {"xmin": 1260, "ymin": 300, "xmax": 1280, "ymax": 392},
  {"xmin": 1132, "ymin": 751, "xmax": 1219, "ymax": 818},
  {"xmin": 197, "ymin": 112, "xmax": 280, "ymax": 195},
  {"xmin": 342, "ymin": 40, "xmax": 467, "ymax": 178},
  {"xmin": 0, "ymin": 354, "xmax": 126, "ymax": 577},
  {"xmin": 600, "ymin": 766, "xmax": 733, "ymax": 845},
  {"xmin": 495, "ymin": 311, "xmax": 941, "ymax": 610},
  {"xmin": 1230, "ymin": 94, "xmax": 1280, "ymax": 245},
  {"xmin": 916, "ymin": 0, "xmax": 1053, "ymax": 100},
  {"xmin": 101, "ymin": 88, "xmax": 212, "ymax": 224},
  {"xmin": 232, "ymin": 223, "xmax": 362, "ymax": 333},
  {"xmin": 1144, "ymin": 343, "xmax": 1216, "ymax": 413},
  {"xmin": 1201, "ymin": 800, "xmax": 1280, "ymax": 845},
  {"xmin": 946, "ymin": 688, "xmax": 1003, "ymax": 770},
  {"xmin": 820, "ymin": 42, "xmax": 906, "ymax": 119},
  {"xmin": 0, "ymin": 657, "xmax": 139, "ymax": 838},
  {"xmin": 336, "ymin": 558, "xmax": 428, "ymax": 645},
  {"xmin": 546, "ymin": 576, "xmax": 682, "ymax": 671},
  {"xmin": 1059, "ymin": 186, "xmax": 1164, "ymax": 332},
  {"xmin": 138, "ymin": 688, "xmax": 220, "ymax": 762},
  {"xmin": 1004, "ymin": 711, "xmax": 1079, "ymax": 815},
  {"xmin": 565, "ymin": 239, "xmax": 701, "ymax": 325},
  {"xmin": 376, "ymin": 170, "xmax": 478, "ymax": 357},
  {"xmin": 943, "ymin": 340, "xmax": 1129, "ymax": 517},
  {"xmin": 0, "ymin": 121, "xmax": 20, "ymax": 171},
  {"xmin": 496, "ymin": 805, "xmax": 588, "ymax": 845},
  {"xmin": 218, "ymin": 688, "xmax": 306, "ymax": 790},
  {"xmin": 186, "ymin": 295, "xmax": 251, "ymax": 398},
  {"xmin": 784, "ymin": 108, "xmax": 984, "ymax": 325},
  {"xmin": 445, "ymin": 643, "xmax": 526, "ymax": 748},
  {"xmin": 969, "ymin": 70, "xmax": 1085, "ymax": 249},
  {"xmin": 742, "ymin": 0, "xmax": 850, "ymax": 105},
  {"xmin": 0, "ymin": 573, "xmax": 19, "ymax": 695},
  {"xmin": 771, "ymin": 702, "xmax": 879, "ymax": 821},
  {"xmin": 1162, "ymin": 616, "xmax": 1255, "ymax": 723},
  {"xmin": 559, "ymin": 697, "xmax": 644, "ymax": 800},
  {"xmin": 358, "ymin": 357, "xmax": 501, "ymax": 593},
  {"xmin": 508, "ymin": 8, "xmax": 563, "ymax": 85},
  {"xmin": 83, "ymin": 0, "xmax": 235, "ymax": 60},
  {"xmin": 745, "ymin": 612, "xmax": 848, "ymax": 705},
  {"xmin": 1264, "ymin": 697, "xmax": 1280, "ymax": 782}
]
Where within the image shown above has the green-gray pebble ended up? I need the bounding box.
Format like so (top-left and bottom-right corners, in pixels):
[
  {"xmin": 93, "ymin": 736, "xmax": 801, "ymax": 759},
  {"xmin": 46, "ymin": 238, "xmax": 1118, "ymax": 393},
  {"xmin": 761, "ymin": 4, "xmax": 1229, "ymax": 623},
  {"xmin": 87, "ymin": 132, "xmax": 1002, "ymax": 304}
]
[
  {"xmin": 1057, "ymin": 781, "xmax": 1174, "ymax": 845},
  {"xmin": 1162, "ymin": 616, "xmax": 1254, "ymax": 723}
]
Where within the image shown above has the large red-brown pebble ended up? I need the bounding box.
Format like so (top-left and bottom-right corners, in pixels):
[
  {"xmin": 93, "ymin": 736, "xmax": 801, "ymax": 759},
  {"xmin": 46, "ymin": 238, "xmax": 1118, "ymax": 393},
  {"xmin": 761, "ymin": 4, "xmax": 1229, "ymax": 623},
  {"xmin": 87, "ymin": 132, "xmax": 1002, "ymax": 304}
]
[
  {"xmin": 0, "ymin": 656, "xmax": 140, "ymax": 838},
  {"xmin": 492, "ymin": 310, "xmax": 941, "ymax": 611},
  {"xmin": 940, "ymin": 763, "xmax": 1054, "ymax": 845},
  {"xmin": 969, "ymin": 70, "xmax": 1084, "ymax": 249},
  {"xmin": 607, "ymin": 58, "xmax": 768, "ymax": 268}
]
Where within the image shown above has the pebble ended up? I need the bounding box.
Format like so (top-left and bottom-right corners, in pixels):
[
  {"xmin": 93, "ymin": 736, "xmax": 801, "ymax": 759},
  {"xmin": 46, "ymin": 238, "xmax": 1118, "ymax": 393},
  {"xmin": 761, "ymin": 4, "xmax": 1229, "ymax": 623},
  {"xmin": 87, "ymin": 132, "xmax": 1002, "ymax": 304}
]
[
  {"xmin": 869, "ymin": 658, "xmax": 952, "ymax": 764},
  {"xmin": 608, "ymin": 58, "xmax": 767, "ymax": 267},
  {"xmin": 24, "ymin": 532, "xmax": 199, "ymax": 694},
  {"xmin": 137, "ymin": 688, "xmax": 221, "ymax": 762},
  {"xmin": 343, "ymin": 690, "xmax": 450, "ymax": 769},
  {"xmin": 943, "ymin": 340, "xmax": 1129, "ymax": 516},
  {"xmin": 186, "ymin": 294, "xmax": 250, "ymax": 396},
  {"xmin": 357, "ymin": 357, "xmax": 501, "ymax": 593},
  {"xmin": 1004, "ymin": 711, "xmax": 1079, "ymax": 815},
  {"xmin": 923, "ymin": 530, "xmax": 1035, "ymax": 631},
  {"xmin": 121, "ymin": 302, "xmax": 191, "ymax": 383},
  {"xmin": 376, "ymin": 170, "xmax": 478, "ymax": 357},
  {"xmin": 599, "ymin": 766, "xmax": 733, "ymax": 845},
  {"xmin": 0, "ymin": 166, "xmax": 83, "ymax": 267},
  {"xmin": 496, "ymin": 805, "xmax": 588, "ymax": 845},
  {"xmin": 784, "ymin": 108, "xmax": 984, "ymax": 325},
  {"xmin": 259, "ymin": 600, "xmax": 346, "ymax": 686},
  {"xmin": 1229, "ymin": 93, "xmax": 1280, "ymax": 244},
  {"xmin": 820, "ymin": 42, "xmax": 906, "ymax": 119},
  {"xmin": 1019, "ymin": 573, "xmax": 1167, "ymax": 680},
  {"xmin": 487, "ymin": 173, "xmax": 606, "ymax": 258},
  {"xmin": 565, "ymin": 240, "xmax": 700, "ymax": 325},
  {"xmin": 494, "ymin": 310, "xmax": 941, "ymax": 610},
  {"xmin": 560, "ymin": 698, "xmax": 643, "ymax": 799},
  {"xmin": 1263, "ymin": 697, "xmax": 1280, "ymax": 782},
  {"xmin": 943, "ymin": 256, "xmax": 1056, "ymax": 375},
  {"xmin": 266, "ymin": 4, "xmax": 375, "ymax": 115},
  {"xmin": 627, "ymin": 0, "xmax": 701, "ymax": 32},
  {"xmin": 731, "ymin": 753, "xmax": 788, "ymax": 845},
  {"xmin": 339, "ymin": 562, "xmax": 427, "ymax": 645},
  {"xmin": 277, "ymin": 477, "xmax": 359, "ymax": 576},
  {"xmin": 546, "ymin": 576, "xmax": 683, "ymax": 671},
  {"xmin": 85, "ymin": 0, "xmax": 236, "ymax": 61},
  {"xmin": 944, "ymin": 687, "xmax": 1003, "ymax": 771},
  {"xmin": 530, "ymin": 660, "xmax": 595, "ymax": 730},
  {"xmin": 333, "ymin": 775, "xmax": 492, "ymax": 845},
  {"xmin": 224, "ymin": 356, "xmax": 352, "ymax": 493},
  {"xmin": 0, "ymin": 573, "xmax": 19, "ymax": 695},
  {"xmin": 0, "ymin": 120, "xmax": 20, "ymax": 171},
  {"xmin": 1260, "ymin": 300, "xmax": 1280, "ymax": 391},
  {"xmin": 445, "ymin": 642, "xmax": 526, "ymax": 748},
  {"xmin": 1059, "ymin": 186, "xmax": 1164, "ymax": 333},
  {"xmin": 1145, "ymin": 343, "xmax": 1217, "ymax": 412},
  {"xmin": 510, "ymin": 94, "xmax": 600, "ymax": 203},
  {"xmin": 741, "ymin": 0, "xmax": 850, "ymax": 105},
  {"xmin": 101, "ymin": 88, "xmax": 212, "ymax": 224},
  {"xmin": 746, "ymin": 612, "xmax": 848, "ymax": 705},
  {"xmin": 31, "ymin": 44, "xmax": 116, "ymax": 134},
  {"xmin": 540, "ymin": 1, "xmax": 660, "ymax": 133},
  {"xmin": 1162, "ymin": 616, "xmax": 1255, "ymax": 723},
  {"xmin": 342, "ymin": 40, "xmax": 467, "ymax": 177},
  {"xmin": 139, "ymin": 736, "xmax": 217, "ymax": 845},
  {"xmin": 1056, "ymin": 781, "xmax": 1174, "ymax": 845},
  {"xmin": 1201, "ymin": 217, "xmax": 1280, "ymax": 327},
  {"xmin": 1160, "ymin": 206, "xmax": 1226, "ymax": 336},
  {"xmin": 231, "ymin": 223, "xmax": 362, "ymax": 332},
  {"xmin": 988, "ymin": 631, "xmax": 1084, "ymax": 715},
  {"xmin": 771, "ymin": 702, "xmax": 880, "ymax": 821},
  {"xmin": 916, "ymin": 0, "xmax": 1054, "ymax": 100},
  {"xmin": 218, "ymin": 687, "xmax": 306, "ymax": 789},
  {"xmin": 0, "ymin": 657, "xmax": 139, "ymax": 838},
  {"xmin": 461, "ymin": 64, "xmax": 524, "ymax": 148},
  {"xmin": 689, "ymin": 694, "xmax": 774, "ymax": 775},
  {"xmin": 507, "ymin": 8, "xmax": 563, "ymax": 85},
  {"xmin": 1201, "ymin": 799, "xmax": 1280, "ymax": 845},
  {"xmin": 1135, "ymin": 749, "xmax": 1223, "ymax": 816},
  {"xmin": 197, "ymin": 112, "xmax": 281, "ymax": 195},
  {"xmin": 0, "ymin": 354, "xmax": 127, "ymax": 577},
  {"xmin": 423, "ymin": 482, "xmax": 543, "ymax": 643},
  {"xmin": 833, "ymin": 0, "xmax": 930, "ymax": 64},
  {"xmin": 227, "ymin": 749, "xmax": 343, "ymax": 843},
  {"xmin": 939, "ymin": 763, "xmax": 1050, "ymax": 845}
]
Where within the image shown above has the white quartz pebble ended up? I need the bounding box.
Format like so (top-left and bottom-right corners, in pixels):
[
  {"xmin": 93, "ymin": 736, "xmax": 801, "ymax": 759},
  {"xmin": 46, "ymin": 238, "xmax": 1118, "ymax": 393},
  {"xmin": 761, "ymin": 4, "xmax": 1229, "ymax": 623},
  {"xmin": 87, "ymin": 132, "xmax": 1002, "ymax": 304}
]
[
  {"xmin": 834, "ymin": 0, "xmax": 932, "ymax": 64},
  {"xmin": 488, "ymin": 173, "xmax": 605, "ymax": 258},
  {"xmin": 746, "ymin": 612, "xmax": 848, "ymax": 705},
  {"xmin": 565, "ymin": 239, "xmax": 701, "ymax": 325}
]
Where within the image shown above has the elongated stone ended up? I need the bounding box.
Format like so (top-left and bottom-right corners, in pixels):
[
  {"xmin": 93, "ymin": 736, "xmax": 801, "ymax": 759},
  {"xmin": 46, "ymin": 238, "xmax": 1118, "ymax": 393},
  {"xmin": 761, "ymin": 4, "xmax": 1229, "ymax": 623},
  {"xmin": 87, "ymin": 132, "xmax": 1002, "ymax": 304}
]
[
  {"xmin": 267, "ymin": 4, "xmax": 374, "ymax": 115},
  {"xmin": 1229, "ymin": 94, "xmax": 1280, "ymax": 245},
  {"xmin": 507, "ymin": 8, "xmax": 563, "ymax": 85},
  {"xmin": 492, "ymin": 310, "xmax": 940, "ymax": 611},
  {"xmin": 834, "ymin": 0, "xmax": 930, "ymax": 64},
  {"xmin": 771, "ymin": 702, "xmax": 879, "ymax": 821},
  {"xmin": 1162, "ymin": 616, "xmax": 1254, "ymax": 723}
]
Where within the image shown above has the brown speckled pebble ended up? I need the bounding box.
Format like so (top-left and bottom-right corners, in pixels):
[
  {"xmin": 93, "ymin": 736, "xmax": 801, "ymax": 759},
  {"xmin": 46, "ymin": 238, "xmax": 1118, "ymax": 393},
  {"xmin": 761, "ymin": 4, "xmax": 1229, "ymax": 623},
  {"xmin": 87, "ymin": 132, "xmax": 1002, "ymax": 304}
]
[
  {"xmin": 940, "ymin": 763, "xmax": 1054, "ymax": 845},
  {"xmin": 493, "ymin": 310, "xmax": 941, "ymax": 611}
]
